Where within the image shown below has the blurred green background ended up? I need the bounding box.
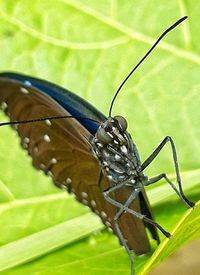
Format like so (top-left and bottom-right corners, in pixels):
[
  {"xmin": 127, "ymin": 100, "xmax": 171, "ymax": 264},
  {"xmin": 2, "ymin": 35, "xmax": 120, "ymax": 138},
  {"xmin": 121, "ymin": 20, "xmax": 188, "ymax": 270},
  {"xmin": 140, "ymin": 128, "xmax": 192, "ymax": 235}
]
[{"xmin": 0, "ymin": 1, "xmax": 199, "ymax": 274}]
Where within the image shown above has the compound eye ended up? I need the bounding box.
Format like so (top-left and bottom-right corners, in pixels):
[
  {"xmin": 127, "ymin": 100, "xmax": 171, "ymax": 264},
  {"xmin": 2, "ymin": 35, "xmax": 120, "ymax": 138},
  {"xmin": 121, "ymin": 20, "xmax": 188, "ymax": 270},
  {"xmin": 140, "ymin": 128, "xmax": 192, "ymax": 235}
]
[
  {"xmin": 114, "ymin": 115, "xmax": 127, "ymax": 132},
  {"xmin": 96, "ymin": 127, "xmax": 112, "ymax": 144}
]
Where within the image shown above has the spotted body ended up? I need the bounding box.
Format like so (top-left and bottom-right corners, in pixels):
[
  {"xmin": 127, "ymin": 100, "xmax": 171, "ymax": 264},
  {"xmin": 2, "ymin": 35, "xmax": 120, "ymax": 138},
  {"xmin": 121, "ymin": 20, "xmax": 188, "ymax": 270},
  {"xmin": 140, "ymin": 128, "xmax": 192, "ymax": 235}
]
[{"xmin": 91, "ymin": 117, "xmax": 145, "ymax": 185}]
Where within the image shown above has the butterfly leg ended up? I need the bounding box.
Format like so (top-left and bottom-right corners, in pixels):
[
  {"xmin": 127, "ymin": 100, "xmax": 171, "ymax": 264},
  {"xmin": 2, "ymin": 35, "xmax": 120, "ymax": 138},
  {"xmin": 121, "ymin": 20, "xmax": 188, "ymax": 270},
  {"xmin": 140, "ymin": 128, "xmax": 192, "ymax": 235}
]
[
  {"xmin": 103, "ymin": 186, "xmax": 170, "ymax": 275},
  {"xmin": 145, "ymin": 173, "xmax": 191, "ymax": 206},
  {"xmin": 141, "ymin": 136, "xmax": 194, "ymax": 208},
  {"xmin": 103, "ymin": 188, "xmax": 171, "ymax": 237},
  {"xmin": 104, "ymin": 188, "xmax": 141, "ymax": 275},
  {"xmin": 115, "ymin": 220, "xmax": 134, "ymax": 275}
]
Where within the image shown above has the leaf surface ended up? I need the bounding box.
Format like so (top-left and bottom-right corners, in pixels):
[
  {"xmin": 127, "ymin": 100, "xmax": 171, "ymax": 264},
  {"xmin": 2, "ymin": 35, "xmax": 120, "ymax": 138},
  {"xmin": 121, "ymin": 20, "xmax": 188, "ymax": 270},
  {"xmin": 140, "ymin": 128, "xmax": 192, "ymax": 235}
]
[{"xmin": 0, "ymin": 1, "xmax": 199, "ymax": 274}]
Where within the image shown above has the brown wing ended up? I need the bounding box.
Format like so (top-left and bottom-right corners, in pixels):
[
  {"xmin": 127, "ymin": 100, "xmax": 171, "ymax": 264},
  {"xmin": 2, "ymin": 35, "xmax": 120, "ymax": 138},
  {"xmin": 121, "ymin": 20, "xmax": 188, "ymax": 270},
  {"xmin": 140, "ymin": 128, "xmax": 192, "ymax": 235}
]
[{"xmin": 0, "ymin": 77, "xmax": 151, "ymax": 253}]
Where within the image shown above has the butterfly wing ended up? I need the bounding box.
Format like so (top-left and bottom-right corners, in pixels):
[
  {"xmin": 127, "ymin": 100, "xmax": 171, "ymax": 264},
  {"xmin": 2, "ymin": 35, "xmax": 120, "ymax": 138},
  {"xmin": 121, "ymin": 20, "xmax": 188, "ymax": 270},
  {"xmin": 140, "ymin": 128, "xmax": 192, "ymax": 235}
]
[
  {"xmin": 0, "ymin": 72, "xmax": 106, "ymax": 135},
  {"xmin": 0, "ymin": 74, "xmax": 158, "ymax": 253}
]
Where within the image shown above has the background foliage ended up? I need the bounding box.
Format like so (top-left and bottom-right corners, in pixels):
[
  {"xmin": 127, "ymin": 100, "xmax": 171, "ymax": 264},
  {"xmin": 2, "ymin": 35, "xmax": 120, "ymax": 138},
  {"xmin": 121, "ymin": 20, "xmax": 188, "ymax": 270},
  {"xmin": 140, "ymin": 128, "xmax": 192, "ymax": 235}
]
[{"xmin": 0, "ymin": 1, "xmax": 199, "ymax": 274}]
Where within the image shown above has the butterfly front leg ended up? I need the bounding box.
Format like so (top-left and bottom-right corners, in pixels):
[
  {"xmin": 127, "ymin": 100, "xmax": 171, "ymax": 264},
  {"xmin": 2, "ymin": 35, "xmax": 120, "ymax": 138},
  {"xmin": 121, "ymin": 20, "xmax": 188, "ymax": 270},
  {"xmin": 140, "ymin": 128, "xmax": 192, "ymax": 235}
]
[
  {"xmin": 141, "ymin": 136, "xmax": 195, "ymax": 208},
  {"xmin": 102, "ymin": 180, "xmax": 171, "ymax": 275},
  {"xmin": 103, "ymin": 182, "xmax": 141, "ymax": 275},
  {"xmin": 103, "ymin": 180, "xmax": 171, "ymax": 230}
]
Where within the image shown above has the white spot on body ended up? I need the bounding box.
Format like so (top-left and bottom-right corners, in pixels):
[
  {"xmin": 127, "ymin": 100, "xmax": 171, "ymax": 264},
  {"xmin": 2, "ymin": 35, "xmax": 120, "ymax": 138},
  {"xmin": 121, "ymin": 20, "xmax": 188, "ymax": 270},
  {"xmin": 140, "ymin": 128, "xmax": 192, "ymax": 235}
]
[
  {"xmin": 121, "ymin": 145, "xmax": 127, "ymax": 154},
  {"xmin": 97, "ymin": 142, "xmax": 103, "ymax": 148},
  {"xmin": 111, "ymin": 125, "xmax": 116, "ymax": 131},
  {"xmin": 43, "ymin": 134, "xmax": 51, "ymax": 142},
  {"xmin": 115, "ymin": 154, "xmax": 121, "ymax": 161},
  {"xmin": 107, "ymin": 132, "xmax": 113, "ymax": 139},
  {"xmin": 20, "ymin": 87, "xmax": 29, "ymax": 94},
  {"xmin": 102, "ymin": 161, "xmax": 108, "ymax": 166}
]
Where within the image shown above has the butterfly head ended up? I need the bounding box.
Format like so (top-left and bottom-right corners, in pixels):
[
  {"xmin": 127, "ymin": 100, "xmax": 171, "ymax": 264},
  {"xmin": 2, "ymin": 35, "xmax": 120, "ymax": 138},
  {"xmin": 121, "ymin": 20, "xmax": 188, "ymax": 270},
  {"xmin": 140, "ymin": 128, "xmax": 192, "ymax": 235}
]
[
  {"xmin": 92, "ymin": 115, "xmax": 141, "ymax": 183},
  {"xmin": 96, "ymin": 115, "xmax": 128, "ymax": 146}
]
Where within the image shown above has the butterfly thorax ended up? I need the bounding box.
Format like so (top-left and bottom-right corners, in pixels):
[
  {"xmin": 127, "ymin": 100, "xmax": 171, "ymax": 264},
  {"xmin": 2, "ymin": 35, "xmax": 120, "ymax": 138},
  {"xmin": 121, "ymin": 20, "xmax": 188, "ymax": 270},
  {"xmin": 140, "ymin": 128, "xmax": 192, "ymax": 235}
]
[{"xmin": 91, "ymin": 116, "xmax": 147, "ymax": 186}]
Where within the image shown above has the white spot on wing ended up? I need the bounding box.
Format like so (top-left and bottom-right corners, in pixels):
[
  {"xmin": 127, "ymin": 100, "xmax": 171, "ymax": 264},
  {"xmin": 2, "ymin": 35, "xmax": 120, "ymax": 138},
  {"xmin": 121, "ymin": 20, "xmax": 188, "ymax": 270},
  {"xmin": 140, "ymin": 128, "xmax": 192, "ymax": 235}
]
[
  {"xmin": 60, "ymin": 184, "xmax": 68, "ymax": 190},
  {"xmin": 22, "ymin": 143, "xmax": 28, "ymax": 149},
  {"xmin": 20, "ymin": 87, "xmax": 29, "ymax": 94},
  {"xmin": 1, "ymin": 102, "xmax": 7, "ymax": 111},
  {"xmin": 43, "ymin": 134, "xmax": 51, "ymax": 142},
  {"xmin": 82, "ymin": 199, "xmax": 88, "ymax": 205},
  {"xmin": 24, "ymin": 137, "xmax": 30, "ymax": 143},
  {"xmin": 50, "ymin": 158, "xmax": 57, "ymax": 164},
  {"xmin": 40, "ymin": 163, "xmax": 46, "ymax": 170},
  {"xmin": 66, "ymin": 178, "xmax": 72, "ymax": 184},
  {"xmin": 24, "ymin": 80, "xmax": 32, "ymax": 86},
  {"xmin": 45, "ymin": 119, "xmax": 52, "ymax": 126},
  {"xmin": 91, "ymin": 200, "xmax": 96, "ymax": 207},
  {"xmin": 105, "ymin": 221, "xmax": 111, "ymax": 227},
  {"xmin": 81, "ymin": 192, "xmax": 88, "ymax": 198},
  {"xmin": 101, "ymin": 211, "xmax": 107, "ymax": 219},
  {"xmin": 47, "ymin": 171, "xmax": 53, "ymax": 177}
]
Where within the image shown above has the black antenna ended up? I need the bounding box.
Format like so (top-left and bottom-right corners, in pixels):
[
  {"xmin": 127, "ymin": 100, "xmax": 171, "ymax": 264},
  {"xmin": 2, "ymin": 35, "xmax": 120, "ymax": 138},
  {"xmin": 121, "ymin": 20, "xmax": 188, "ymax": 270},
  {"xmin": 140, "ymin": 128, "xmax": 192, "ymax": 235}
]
[
  {"xmin": 0, "ymin": 115, "xmax": 100, "ymax": 127},
  {"xmin": 109, "ymin": 16, "xmax": 188, "ymax": 117}
]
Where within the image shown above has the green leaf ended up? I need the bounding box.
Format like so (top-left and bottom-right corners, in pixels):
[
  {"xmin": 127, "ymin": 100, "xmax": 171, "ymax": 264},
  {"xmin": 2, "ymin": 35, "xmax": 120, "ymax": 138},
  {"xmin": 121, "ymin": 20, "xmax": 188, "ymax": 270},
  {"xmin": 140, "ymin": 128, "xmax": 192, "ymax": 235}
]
[
  {"xmin": 0, "ymin": 1, "xmax": 199, "ymax": 274},
  {"xmin": 0, "ymin": 213, "xmax": 104, "ymax": 272},
  {"xmin": 141, "ymin": 201, "xmax": 200, "ymax": 274}
]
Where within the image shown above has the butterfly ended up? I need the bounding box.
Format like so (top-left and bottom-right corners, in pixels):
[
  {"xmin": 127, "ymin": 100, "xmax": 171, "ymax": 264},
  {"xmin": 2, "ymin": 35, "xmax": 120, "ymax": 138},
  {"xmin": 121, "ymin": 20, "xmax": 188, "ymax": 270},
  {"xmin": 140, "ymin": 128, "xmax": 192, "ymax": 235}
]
[{"xmin": 0, "ymin": 16, "xmax": 194, "ymax": 275}]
